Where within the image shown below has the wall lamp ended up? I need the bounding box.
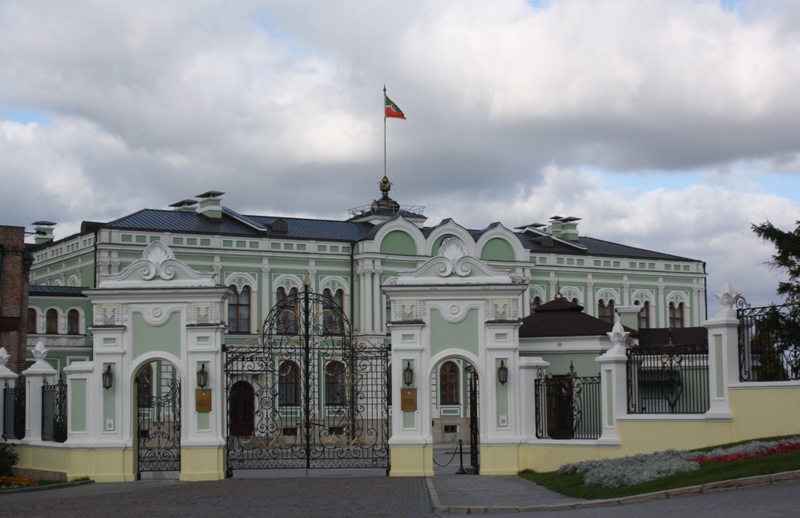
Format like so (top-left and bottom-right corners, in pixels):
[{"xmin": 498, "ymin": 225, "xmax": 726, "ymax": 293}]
[
  {"xmin": 197, "ymin": 363, "xmax": 208, "ymax": 389},
  {"xmin": 403, "ymin": 361, "xmax": 414, "ymax": 387},
  {"xmin": 498, "ymin": 360, "xmax": 508, "ymax": 385},
  {"xmin": 102, "ymin": 365, "xmax": 114, "ymax": 390}
]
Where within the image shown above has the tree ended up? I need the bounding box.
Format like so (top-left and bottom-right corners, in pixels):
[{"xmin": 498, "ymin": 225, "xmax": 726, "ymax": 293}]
[{"xmin": 752, "ymin": 219, "xmax": 800, "ymax": 300}]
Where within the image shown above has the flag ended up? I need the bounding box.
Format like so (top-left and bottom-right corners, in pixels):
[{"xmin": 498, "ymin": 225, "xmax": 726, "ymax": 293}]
[{"xmin": 385, "ymin": 95, "xmax": 406, "ymax": 120}]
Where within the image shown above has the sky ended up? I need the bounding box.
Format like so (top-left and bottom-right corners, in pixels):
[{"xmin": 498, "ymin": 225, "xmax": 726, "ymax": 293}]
[{"xmin": 1, "ymin": 0, "xmax": 800, "ymax": 308}]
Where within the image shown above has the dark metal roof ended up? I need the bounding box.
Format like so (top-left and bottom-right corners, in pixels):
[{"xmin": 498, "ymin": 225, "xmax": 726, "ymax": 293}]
[
  {"xmin": 29, "ymin": 285, "xmax": 86, "ymax": 297},
  {"xmin": 70, "ymin": 207, "xmax": 700, "ymax": 262},
  {"xmin": 105, "ymin": 209, "xmax": 375, "ymax": 242},
  {"xmin": 519, "ymin": 298, "xmax": 636, "ymax": 338}
]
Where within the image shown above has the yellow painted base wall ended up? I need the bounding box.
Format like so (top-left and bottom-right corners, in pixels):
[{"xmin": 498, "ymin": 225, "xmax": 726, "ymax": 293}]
[
  {"xmin": 15, "ymin": 445, "xmax": 227, "ymax": 482},
  {"xmin": 480, "ymin": 445, "xmax": 522, "ymax": 475},
  {"xmin": 180, "ymin": 447, "xmax": 226, "ymax": 481},
  {"xmin": 521, "ymin": 384, "xmax": 800, "ymax": 473},
  {"xmin": 390, "ymin": 445, "xmax": 434, "ymax": 477},
  {"xmin": 15, "ymin": 445, "xmax": 135, "ymax": 482}
]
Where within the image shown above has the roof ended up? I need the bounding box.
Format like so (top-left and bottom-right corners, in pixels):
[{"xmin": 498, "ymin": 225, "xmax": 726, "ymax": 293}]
[
  {"xmin": 519, "ymin": 298, "xmax": 636, "ymax": 338},
  {"xmin": 29, "ymin": 285, "xmax": 86, "ymax": 298},
  {"xmin": 34, "ymin": 202, "xmax": 701, "ymax": 263},
  {"xmin": 104, "ymin": 208, "xmax": 376, "ymax": 242}
]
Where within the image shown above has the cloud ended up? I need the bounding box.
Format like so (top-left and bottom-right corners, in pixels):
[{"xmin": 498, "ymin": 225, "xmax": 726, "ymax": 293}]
[{"xmin": 1, "ymin": 0, "xmax": 799, "ymax": 306}]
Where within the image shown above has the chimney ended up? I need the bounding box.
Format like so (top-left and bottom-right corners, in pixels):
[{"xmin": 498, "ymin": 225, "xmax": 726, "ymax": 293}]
[
  {"xmin": 169, "ymin": 199, "xmax": 198, "ymax": 213},
  {"xmin": 196, "ymin": 191, "xmax": 224, "ymax": 219},
  {"xmin": 32, "ymin": 221, "xmax": 56, "ymax": 244},
  {"xmin": 549, "ymin": 216, "xmax": 563, "ymax": 239},
  {"xmin": 560, "ymin": 217, "xmax": 581, "ymax": 242}
]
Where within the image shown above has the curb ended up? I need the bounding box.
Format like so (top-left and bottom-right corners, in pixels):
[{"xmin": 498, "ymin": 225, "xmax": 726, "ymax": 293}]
[
  {"xmin": 430, "ymin": 470, "xmax": 800, "ymax": 514},
  {"xmin": 0, "ymin": 479, "xmax": 94, "ymax": 496}
]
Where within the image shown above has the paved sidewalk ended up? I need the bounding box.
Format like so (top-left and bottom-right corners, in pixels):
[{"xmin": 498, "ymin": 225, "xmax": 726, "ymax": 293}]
[{"xmin": 427, "ymin": 469, "xmax": 800, "ymax": 514}]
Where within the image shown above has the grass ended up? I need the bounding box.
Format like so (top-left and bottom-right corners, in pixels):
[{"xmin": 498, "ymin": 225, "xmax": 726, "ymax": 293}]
[{"xmin": 519, "ymin": 436, "xmax": 800, "ymax": 500}]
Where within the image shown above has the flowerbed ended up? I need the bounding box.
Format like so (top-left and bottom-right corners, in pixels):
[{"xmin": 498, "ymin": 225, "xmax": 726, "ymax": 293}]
[
  {"xmin": 0, "ymin": 474, "xmax": 37, "ymax": 489},
  {"xmin": 558, "ymin": 437, "xmax": 800, "ymax": 488}
]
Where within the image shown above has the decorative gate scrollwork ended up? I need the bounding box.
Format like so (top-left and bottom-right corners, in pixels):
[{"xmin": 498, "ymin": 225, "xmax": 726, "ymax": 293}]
[
  {"xmin": 137, "ymin": 368, "xmax": 181, "ymax": 475},
  {"xmin": 225, "ymin": 283, "xmax": 389, "ymax": 474}
]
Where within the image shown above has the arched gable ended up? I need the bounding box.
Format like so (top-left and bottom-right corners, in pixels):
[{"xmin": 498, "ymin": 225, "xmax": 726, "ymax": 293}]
[
  {"xmin": 425, "ymin": 220, "xmax": 477, "ymax": 257},
  {"xmin": 476, "ymin": 224, "xmax": 527, "ymax": 262},
  {"xmin": 373, "ymin": 218, "xmax": 425, "ymax": 257}
]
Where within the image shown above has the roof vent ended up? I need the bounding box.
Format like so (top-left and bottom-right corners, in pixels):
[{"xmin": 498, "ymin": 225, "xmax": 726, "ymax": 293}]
[
  {"xmin": 32, "ymin": 221, "xmax": 56, "ymax": 245},
  {"xmin": 272, "ymin": 218, "xmax": 287, "ymax": 233},
  {"xmin": 169, "ymin": 199, "xmax": 198, "ymax": 212},
  {"xmin": 195, "ymin": 191, "xmax": 224, "ymax": 219}
]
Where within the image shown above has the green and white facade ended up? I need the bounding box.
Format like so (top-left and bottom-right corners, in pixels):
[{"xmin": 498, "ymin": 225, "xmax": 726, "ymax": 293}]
[{"xmin": 13, "ymin": 185, "xmax": 720, "ymax": 480}]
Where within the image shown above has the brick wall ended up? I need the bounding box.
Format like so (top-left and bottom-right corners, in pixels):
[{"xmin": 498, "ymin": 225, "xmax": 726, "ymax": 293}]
[{"xmin": 0, "ymin": 225, "xmax": 32, "ymax": 374}]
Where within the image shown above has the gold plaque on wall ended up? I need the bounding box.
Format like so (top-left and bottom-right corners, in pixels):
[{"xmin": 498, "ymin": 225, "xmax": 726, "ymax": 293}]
[
  {"xmin": 401, "ymin": 388, "xmax": 417, "ymax": 412},
  {"xmin": 196, "ymin": 389, "xmax": 212, "ymax": 412}
]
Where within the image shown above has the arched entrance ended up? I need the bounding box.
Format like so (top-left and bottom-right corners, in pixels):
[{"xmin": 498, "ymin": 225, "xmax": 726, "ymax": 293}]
[
  {"xmin": 431, "ymin": 357, "xmax": 480, "ymax": 474},
  {"xmin": 224, "ymin": 284, "xmax": 390, "ymax": 474},
  {"xmin": 135, "ymin": 359, "xmax": 181, "ymax": 478}
]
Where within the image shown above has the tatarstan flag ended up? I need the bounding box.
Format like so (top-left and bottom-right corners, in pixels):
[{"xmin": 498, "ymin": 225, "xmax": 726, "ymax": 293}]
[{"xmin": 385, "ymin": 95, "xmax": 406, "ymax": 119}]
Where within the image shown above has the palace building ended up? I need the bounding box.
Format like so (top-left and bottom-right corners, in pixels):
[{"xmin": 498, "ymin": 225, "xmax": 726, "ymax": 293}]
[{"xmin": 6, "ymin": 177, "xmax": 750, "ymax": 482}]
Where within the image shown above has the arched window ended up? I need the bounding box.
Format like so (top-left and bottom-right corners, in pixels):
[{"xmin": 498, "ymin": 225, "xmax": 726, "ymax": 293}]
[
  {"xmin": 322, "ymin": 288, "xmax": 344, "ymax": 334},
  {"xmin": 532, "ymin": 296, "xmax": 542, "ymax": 310},
  {"xmin": 276, "ymin": 287, "xmax": 299, "ymax": 334},
  {"xmin": 67, "ymin": 309, "xmax": 80, "ymax": 335},
  {"xmin": 669, "ymin": 302, "xmax": 685, "ymax": 328},
  {"xmin": 229, "ymin": 381, "xmax": 254, "ymax": 437},
  {"xmin": 228, "ymin": 285, "xmax": 251, "ymax": 334},
  {"xmin": 440, "ymin": 361, "xmax": 459, "ymax": 405},
  {"xmin": 27, "ymin": 308, "xmax": 37, "ymax": 334},
  {"xmin": 635, "ymin": 300, "xmax": 650, "ymax": 329},
  {"xmin": 598, "ymin": 299, "xmax": 615, "ymax": 324},
  {"xmin": 46, "ymin": 309, "xmax": 58, "ymax": 334},
  {"xmin": 325, "ymin": 361, "xmax": 345, "ymax": 406},
  {"xmin": 278, "ymin": 361, "xmax": 300, "ymax": 406}
]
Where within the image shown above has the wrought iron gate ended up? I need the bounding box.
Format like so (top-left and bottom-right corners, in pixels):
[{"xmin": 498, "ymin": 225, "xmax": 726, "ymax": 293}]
[
  {"xmin": 136, "ymin": 368, "xmax": 181, "ymax": 475},
  {"xmin": 224, "ymin": 283, "xmax": 390, "ymax": 474},
  {"xmin": 467, "ymin": 366, "xmax": 479, "ymax": 473}
]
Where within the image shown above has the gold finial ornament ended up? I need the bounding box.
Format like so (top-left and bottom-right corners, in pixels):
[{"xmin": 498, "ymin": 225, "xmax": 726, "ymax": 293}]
[{"xmin": 379, "ymin": 175, "xmax": 392, "ymax": 196}]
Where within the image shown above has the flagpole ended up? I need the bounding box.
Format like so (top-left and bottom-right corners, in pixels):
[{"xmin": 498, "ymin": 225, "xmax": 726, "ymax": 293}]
[{"xmin": 383, "ymin": 84, "xmax": 387, "ymax": 178}]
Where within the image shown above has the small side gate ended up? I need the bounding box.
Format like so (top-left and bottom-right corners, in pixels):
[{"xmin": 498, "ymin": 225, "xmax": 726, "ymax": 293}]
[
  {"xmin": 136, "ymin": 367, "xmax": 181, "ymax": 476},
  {"xmin": 467, "ymin": 366, "xmax": 479, "ymax": 473},
  {"xmin": 224, "ymin": 284, "xmax": 390, "ymax": 474}
]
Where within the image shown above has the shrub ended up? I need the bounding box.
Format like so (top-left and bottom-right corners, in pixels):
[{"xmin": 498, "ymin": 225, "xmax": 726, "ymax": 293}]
[{"xmin": 0, "ymin": 434, "xmax": 19, "ymax": 477}]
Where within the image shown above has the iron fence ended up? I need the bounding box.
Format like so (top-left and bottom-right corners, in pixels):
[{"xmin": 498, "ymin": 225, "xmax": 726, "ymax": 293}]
[
  {"xmin": 3, "ymin": 381, "xmax": 25, "ymax": 440},
  {"xmin": 535, "ymin": 365, "xmax": 601, "ymax": 440},
  {"xmin": 626, "ymin": 336, "xmax": 709, "ymax": 414},
  {"xmin": 738, "ymin": 301, "xmax": 800, "ymax": 382},
  {"xmin": 42, "ymin": 377, "xmax": 67, "ymax": 443}
]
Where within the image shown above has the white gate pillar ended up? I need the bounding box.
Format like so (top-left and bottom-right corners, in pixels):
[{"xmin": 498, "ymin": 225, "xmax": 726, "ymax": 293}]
[
  {"xmin": 595, "ymin": 323, "xmax": 627, "ymax": 445},
  {"xmin": 703, "ymin": 283, "xmax": 737, "ymax": 420},
  {"xmin": 20, "ymin": 341, "xmax": 58, "ymax": 444}
]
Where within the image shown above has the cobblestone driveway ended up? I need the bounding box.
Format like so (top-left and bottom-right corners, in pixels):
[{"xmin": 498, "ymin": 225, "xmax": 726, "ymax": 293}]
[{"xmin": 0, "ymin": 477, "xmax": 433, "ymax": 518}]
